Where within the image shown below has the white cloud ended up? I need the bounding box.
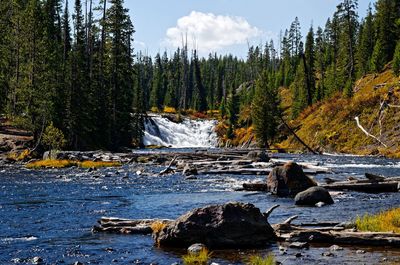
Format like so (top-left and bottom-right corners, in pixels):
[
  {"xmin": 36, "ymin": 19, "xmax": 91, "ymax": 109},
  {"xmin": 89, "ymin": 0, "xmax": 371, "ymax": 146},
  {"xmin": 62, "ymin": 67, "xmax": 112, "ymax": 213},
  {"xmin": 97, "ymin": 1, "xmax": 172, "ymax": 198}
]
[{"xmin": 163, "ymin": 11, "xmax": 262, "ymax": 53}]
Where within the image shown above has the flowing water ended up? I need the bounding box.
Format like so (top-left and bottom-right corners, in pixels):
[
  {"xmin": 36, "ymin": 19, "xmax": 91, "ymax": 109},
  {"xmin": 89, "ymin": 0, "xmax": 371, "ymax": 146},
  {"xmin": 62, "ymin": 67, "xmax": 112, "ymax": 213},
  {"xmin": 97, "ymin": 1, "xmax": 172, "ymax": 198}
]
[
  {"xmin": 143, "ymin": 116, "xmax": 218, "ymax": 148},
  {"xmin": 1, "ymin": 152, "xmax": 400, "ymax": 265}
]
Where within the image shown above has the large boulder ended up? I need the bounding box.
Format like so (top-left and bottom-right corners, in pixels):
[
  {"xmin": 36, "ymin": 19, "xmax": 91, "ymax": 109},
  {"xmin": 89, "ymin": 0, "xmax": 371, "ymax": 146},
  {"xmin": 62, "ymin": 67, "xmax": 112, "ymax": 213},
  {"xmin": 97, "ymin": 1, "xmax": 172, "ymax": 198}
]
[
  {"xmin": 266, "ymin": 162, "xmax": 316, "ymax": 197},
  {"xmin": 154, "ymin": 202, "xmax": 275, "ymax": 248},
  {"xmin": 294, "ymin": 186, "xmax": 334, "ymax": 206}
]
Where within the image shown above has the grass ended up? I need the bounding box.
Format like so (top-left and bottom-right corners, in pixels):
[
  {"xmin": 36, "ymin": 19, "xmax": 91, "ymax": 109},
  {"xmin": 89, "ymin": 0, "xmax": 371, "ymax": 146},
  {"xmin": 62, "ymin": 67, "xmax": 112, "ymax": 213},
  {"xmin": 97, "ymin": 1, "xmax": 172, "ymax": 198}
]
[
  {"xmin": 26, "ymin": 159, "xmax": 122, "ymax": 169},
  {"xmin": 26, "ymin": 159, "xmax": 77, "ymax": 169},
  {"xmin": 355, "ymin": 208, "xmax": 400, "ymax": 233},
  {"xmin": 79, "ymin": 161, "xmax": 122, "ymax": 168},
  {"xmin": 247, "ymin": 254, "xmax": 276, "ymax": 265},
  {"xmin": 182, "ymin": 248, "xmax": 211, "ymax": 265}
]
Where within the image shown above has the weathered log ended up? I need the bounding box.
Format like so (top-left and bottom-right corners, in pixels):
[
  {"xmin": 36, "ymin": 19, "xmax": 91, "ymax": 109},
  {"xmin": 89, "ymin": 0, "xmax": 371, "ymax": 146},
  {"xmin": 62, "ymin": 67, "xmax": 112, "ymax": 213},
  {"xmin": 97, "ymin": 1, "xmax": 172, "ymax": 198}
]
[
  {"xmin": 93, "ymin": 217, "xmax": 173, "ymax": 234},
  {"xmin": 322, "ymin": 181, "xmax": 399, "ymax": 193},
  {"xmin": 264, "ymin": 204, "xmax": 280, "ymax": 219},
  {"xmin": 287, "ymin": 230, "xmax": 400, "ymax": 247},
  {"xmin": 200, "ymin": 168, "xmax": 319, "ymax": 176},
  {"xmin": 365, "ymin": 173, "xmax": 386, "ymax": 182},
  {"xmin": 159, "ymin": 156, "xmax": 178, "ymax": 175}
]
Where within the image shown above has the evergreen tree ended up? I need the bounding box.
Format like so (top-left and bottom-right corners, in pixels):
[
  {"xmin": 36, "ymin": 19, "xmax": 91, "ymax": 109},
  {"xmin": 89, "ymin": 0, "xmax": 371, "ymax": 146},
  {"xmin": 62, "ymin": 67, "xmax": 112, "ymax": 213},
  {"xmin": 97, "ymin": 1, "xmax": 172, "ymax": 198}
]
[
  {"xmin": 393, "ymin": 41, "xmax": 400, "ymax": 76},
  {"xmin": 252, "ymin": 71, "xmax": 280, "ymax": 147}
]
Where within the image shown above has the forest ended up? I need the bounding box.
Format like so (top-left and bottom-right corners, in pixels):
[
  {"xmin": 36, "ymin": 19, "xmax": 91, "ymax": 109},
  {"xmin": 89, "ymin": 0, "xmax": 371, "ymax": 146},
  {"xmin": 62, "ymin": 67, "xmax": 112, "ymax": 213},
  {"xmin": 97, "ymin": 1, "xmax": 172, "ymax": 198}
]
[{"xmin": 1, "ymin": 0, "xmax": 400, "ymax": 151}]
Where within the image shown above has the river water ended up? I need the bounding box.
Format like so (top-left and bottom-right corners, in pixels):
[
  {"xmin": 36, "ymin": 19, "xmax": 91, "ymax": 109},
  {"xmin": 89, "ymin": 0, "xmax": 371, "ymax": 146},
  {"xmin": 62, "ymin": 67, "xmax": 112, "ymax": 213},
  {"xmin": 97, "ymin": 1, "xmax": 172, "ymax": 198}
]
[{"xmin": 1, "ymin": 152, "xmax": 400, "ymax": 265}]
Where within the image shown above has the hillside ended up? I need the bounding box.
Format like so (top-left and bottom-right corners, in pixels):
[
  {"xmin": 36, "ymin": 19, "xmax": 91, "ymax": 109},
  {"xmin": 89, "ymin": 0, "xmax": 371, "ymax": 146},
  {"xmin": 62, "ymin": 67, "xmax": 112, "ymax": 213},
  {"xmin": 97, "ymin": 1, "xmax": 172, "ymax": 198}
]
[{"xmin": 278, "ymin": 67, "xmax": 400, "ymax": 158}]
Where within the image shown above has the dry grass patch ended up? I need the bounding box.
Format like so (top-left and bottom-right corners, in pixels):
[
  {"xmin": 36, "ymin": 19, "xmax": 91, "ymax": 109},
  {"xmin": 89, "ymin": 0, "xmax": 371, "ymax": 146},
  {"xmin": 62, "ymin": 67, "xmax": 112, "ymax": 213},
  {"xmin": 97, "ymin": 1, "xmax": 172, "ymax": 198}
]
[
  {"xmin": 26, "ymin": 160, "xmax": 122, "ymax": 169},
  {"xmin": 356, "ymin": 208, "xmax": 400, "ymax": 233},
  {"xmin": 182, "ymin": 248, "xmax": 211, "ymax": 265},
  {"xmin": 247, "ymin": 254, "xmax": 276, "ymax": 265}
]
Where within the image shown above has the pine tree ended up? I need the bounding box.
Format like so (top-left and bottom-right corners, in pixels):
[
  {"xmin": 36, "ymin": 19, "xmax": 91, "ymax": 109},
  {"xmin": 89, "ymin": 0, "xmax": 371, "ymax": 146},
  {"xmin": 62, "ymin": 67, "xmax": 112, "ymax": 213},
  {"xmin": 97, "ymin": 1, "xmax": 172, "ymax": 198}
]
[
  {"xmin": 252, "ymin": 71, "xmax": 280, "ymax": 147},
  {"xmin": 193, "ymin": 50, "xmax": 207, "ymax": 112},
  {"xmin": 374, "ymin": 0, "xmax": 400, "ymax": 68},
  {"xmin": 106, "ymin": 0, "xmax": 135, "ymax": 149},
  {"xmin": 304, "ymin": 26, "xmax": 316, "ymax": 105},
  {"xmin": 393, "ymin": 41, "xmax": 400, "ymax": 76},
  {"xmin": 336, "ymin": 0, "xmax": 358, "ymax": 97},
  {"xmin": 356, "ymin": 4, "xmax": 374, "ymax": 77}
]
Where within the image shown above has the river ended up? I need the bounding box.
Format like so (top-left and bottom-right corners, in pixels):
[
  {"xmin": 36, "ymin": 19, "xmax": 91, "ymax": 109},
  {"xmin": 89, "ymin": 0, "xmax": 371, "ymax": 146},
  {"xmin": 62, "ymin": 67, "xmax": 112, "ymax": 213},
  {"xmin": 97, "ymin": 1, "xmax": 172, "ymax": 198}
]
[{"xmin": 1, "ymin": 152, "xmax": 400, "ymax": 264}]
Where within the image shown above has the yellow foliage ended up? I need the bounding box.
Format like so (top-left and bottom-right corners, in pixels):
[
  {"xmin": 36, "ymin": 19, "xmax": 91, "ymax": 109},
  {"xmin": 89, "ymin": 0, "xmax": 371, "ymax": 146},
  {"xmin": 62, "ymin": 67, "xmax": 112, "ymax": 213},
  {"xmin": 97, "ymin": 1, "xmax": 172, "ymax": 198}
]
[
  {"xmin": 356, "ymin": 208, "xmax": 400, "ymax": 233},
  {"xmin": 7, "ymin": 149, "xmax": 31, "ymax": 161},
  {"xmin": 26, "ymin": 160, "xmax": 122, "ymax": 169},
  {"xmin": 151, "ymin": 221, "xmax": 167, "ymax": 234},
  {"xmin": 182, "ymin": 249, "xmax": 211, "ymax": 265},
  {"xmin": 163, "ymin": 106, "xmax": 177, "ymax": 114},
  {"xmin": 280, "ymin": 69, "xmax": 400, "ymax": 157},
  {"xmin": 151, "ymin": 107, "xmax": 160, "ymax": 113},
  {"xmin": 247, "ymin": 254, "xmax": 276, "ymax": 265},
  {"xmin": 26, "ymin": 159, "xmax": 77, "ymax": 169},
  {"xmin": 79, "ymin": 161, "xmax": 122, "ymax": 168}
]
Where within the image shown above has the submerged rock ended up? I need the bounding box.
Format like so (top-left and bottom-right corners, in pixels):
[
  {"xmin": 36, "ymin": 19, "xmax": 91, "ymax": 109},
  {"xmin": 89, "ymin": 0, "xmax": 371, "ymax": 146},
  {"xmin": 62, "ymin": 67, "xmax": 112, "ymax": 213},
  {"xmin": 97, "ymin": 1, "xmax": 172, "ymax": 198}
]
[
  {"xmin": 154, "ymin": 202, "xmax": 275, "ymax": 248},
  {"xmin": 267, "ymin": 162, "xmax": 316, "ymax": 197},
  {"xmin": 294, "ymin": 187, "xmax": 334, "ymax": 206},
  {"xmin": 187, "ymin": 243, "xmax": 207, "ymax": 254},
  {"xmin": 183, "ymin": 164, "xmax": 198, "ymax": 176},
  {"xmin": 247, "ymin": 150, "xmax": 269, "ymax": 162}
]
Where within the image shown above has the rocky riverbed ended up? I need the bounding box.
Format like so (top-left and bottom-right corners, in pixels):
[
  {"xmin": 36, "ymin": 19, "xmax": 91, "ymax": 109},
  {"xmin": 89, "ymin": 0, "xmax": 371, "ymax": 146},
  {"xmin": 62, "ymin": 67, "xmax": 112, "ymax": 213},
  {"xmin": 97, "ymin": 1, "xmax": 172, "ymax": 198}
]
[{"xmin": 1, "ymin": 150, "xmax": 400, "ymax": 264}]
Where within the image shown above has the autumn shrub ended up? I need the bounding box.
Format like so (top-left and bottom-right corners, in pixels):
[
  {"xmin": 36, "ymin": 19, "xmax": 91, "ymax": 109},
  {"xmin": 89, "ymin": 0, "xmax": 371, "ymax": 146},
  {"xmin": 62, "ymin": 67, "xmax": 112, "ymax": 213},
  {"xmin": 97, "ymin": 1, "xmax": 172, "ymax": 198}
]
[{"xmin": 163, "ymin": 106, "xmax": 177, "ymax": 114}]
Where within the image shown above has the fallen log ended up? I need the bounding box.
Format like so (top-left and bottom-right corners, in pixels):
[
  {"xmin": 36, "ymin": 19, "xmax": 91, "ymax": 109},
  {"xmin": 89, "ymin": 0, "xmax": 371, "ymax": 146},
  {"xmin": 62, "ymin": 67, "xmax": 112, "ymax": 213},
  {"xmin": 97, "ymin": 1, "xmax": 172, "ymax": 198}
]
[
  {"xmin": 285, "ymin": 229, "xmax": 400, "ymax": 247},
  {"xmin": 199, "ymin": 168, "xmax": 319, "ymax": 176},
  {"xmin": 321, "ymin": 181, "xmax": 399, "ymax": 193},
  {"xmin": 92, "ymin": 217, "xmax": 173, "ymax": 234}
]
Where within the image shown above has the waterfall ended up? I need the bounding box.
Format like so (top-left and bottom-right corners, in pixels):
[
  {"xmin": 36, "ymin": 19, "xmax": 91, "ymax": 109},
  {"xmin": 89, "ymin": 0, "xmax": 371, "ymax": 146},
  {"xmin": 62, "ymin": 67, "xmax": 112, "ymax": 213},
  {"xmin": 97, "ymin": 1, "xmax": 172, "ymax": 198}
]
[{"xmin": 143, "ymin": 115, "xmax": 218, "ymax": 148}]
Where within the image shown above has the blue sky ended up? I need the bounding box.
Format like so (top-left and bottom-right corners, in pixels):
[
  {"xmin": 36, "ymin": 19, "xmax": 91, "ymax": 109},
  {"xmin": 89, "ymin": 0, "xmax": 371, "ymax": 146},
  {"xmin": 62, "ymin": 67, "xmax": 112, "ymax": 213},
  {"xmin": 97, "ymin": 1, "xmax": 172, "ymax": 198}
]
[{"xmin": 126, "ymin": 0, "xmax": 375, "ymax": 58}]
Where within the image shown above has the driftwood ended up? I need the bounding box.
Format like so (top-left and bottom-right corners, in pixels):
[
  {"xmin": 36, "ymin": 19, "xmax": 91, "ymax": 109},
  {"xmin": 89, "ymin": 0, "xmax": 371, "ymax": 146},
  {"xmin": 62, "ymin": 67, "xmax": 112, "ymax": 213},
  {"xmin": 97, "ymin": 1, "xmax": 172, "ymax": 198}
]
[
  {"xmin": 279, "ymin": 116, "xmax": 318, "ymax": 155},
  {"xmin": 355, "ymin": 116, "xmax": 388, "ymax": 147},
  {"xmin": 322, "ymin": 181, "xmax": 399, "ymax": 193},
  {"xmin": 159, "ymin": 156, "xmax": 178, "ymax": 175},
  {"xmin": 92, "ymin": 217, "xmax": 173, "ymax": 234},
  {"xmin": 322, "ymin": 174, "xmax": 400, "ymax": 193}
]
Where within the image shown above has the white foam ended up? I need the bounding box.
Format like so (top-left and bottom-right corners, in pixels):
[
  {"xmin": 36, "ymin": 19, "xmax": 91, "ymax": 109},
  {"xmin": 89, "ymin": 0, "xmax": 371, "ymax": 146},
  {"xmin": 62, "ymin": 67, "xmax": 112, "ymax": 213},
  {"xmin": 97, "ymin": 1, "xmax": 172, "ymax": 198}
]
[
  {"xmin": 143, "ymin": 116, "xmax": 218, "ymax": 148},
  {"xmin": 1, "ymin": 236, "xmax": 38, "ymax": 243}
]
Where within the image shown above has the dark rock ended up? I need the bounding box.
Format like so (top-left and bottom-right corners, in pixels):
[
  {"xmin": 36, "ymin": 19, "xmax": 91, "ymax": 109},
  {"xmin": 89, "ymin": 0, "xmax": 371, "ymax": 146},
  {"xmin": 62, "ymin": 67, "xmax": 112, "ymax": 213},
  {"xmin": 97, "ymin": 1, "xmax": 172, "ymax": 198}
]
[
  {"xmin": 267, "ymin": 162, "xmax": 317, "ymax": 197},
  {"xmin": 294, "ymin": 187, "xmax": 334, "ymax": 206},
  {"xmin": 183, "ymin": 164, "xmax": 198, "ymax": 176},
  {"xmin": 247, "ymin": 151, "xmax": 269, "ymax": 162},
  {"xmin": 187, "ymin": 243, "xmax": 207, "ymax": 254},
  {"xmin": 73, "ymin": 262, "xmax": 84, "ymax": 265},
  {"xmin": 154, "ymin": 202, "xmax": 275, "ymax": 248},
  {"xmin": 295, "ymin": 253, "xmax": 303, "ymax": 258},
  {"xmin": 185, "ymin": 176, "xmax": 198, "ymax": 180}
]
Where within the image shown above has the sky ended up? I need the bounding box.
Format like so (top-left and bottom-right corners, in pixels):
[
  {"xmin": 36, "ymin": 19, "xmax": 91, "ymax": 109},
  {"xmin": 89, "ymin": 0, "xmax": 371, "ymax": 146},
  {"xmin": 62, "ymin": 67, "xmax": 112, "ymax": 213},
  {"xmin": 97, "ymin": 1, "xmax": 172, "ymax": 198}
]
[{"xmin": 126, "ymin": 0, "xmax": 376, "ymax": 58}]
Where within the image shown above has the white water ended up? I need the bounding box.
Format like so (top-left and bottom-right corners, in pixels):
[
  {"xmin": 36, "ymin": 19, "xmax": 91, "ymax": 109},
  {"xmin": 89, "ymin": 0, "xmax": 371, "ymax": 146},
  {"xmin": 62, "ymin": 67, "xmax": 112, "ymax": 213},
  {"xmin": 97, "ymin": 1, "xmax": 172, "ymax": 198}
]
[{"xmin": 143, "ymin": 115, "xmax": 218, "ymax": 148}]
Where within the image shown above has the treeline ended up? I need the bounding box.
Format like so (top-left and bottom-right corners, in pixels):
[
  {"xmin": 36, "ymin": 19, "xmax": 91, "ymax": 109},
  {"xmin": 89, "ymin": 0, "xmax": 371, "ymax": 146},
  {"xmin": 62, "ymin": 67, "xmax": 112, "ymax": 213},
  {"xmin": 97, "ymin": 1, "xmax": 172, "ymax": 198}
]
[
  {"xmin": 0, "ymin": 0, "xmax": 139, "ymax": 150},
  {"xmin": 1, "ymin": 0, "xmax": 400, "ymax": 150}
]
